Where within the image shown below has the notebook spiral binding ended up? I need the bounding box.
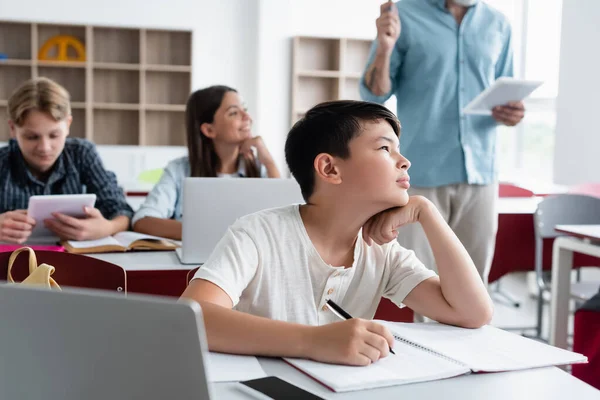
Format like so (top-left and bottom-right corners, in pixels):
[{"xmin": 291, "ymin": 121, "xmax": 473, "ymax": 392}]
[{"xmin": 391, "ymin": 332, "xmax": 469, "ymax": 368}]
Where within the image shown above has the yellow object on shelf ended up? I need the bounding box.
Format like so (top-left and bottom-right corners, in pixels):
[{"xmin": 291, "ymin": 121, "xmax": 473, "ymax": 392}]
[{"xmin": 38, "ymin": 35, "xmax": 86, "ymax": 62}]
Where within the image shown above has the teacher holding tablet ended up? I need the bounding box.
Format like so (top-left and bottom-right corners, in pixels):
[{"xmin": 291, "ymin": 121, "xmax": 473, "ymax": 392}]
[
  {"xmin": 0, "ymin": 77, "xmax": 133, "ymax": 244},
  {"xmin": 360, "ymin": 0, "xmax": 525, "ymax": 285}
]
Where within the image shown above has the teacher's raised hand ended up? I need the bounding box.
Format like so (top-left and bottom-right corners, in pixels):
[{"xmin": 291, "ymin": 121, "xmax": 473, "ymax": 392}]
[{"xmin": 376, "ymin": 0, "xmax": 401, "ymax": 55}]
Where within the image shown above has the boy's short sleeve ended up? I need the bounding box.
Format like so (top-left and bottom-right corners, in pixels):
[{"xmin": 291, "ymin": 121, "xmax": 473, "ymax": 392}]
[
  {"xmin": 191, "ymin": 225, "xmax": 259, "ymax": 307},
  {"xmin": 383, "ymin": 240, "xmax": 437, "ymax": 307}
]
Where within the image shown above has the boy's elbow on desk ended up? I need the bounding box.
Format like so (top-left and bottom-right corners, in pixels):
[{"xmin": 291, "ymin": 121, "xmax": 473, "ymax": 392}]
[{"xmin": 457, "ymin": 302, "xmax": 494, "ymax": 329}]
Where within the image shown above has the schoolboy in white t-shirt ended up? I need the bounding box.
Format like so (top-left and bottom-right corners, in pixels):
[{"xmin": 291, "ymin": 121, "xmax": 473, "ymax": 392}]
[{"xmin": 181, "ymin": 100, "xmax": 493, "ymax": 366}]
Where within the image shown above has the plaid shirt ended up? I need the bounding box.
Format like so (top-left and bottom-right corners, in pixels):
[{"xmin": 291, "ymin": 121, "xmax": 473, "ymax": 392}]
[{"xmin": 0, "ymin": 138, "xmax": 133, "ymax": 221}]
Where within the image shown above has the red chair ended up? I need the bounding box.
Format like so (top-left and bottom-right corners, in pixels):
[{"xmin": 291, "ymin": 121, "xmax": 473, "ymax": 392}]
[
  {"xmin": 492, "ymin": 183, "xmax": 536, "ymax": 308},
  {"xmin": 499, "ymin": 182, "xmax": 534, "ymax": 198},
  {"xmin": 0, "ymin": 250, "xmax": 127, "ymax": 294},
  {"xmin": 373, "ymin": 298, "xmax": 413, "ymax": 322},
  {"xmin": 186, "ymin": 267, "xmax": 413, "ymax": 322},
  {"xmin": 572, "ymin": 308, "xmax": 600, "ymax": 389}
]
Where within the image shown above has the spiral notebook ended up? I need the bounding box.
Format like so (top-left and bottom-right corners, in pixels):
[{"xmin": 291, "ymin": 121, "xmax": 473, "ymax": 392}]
[{"xmin": 284, "ymin": 322, "xmax": 587, "ymax": 392}]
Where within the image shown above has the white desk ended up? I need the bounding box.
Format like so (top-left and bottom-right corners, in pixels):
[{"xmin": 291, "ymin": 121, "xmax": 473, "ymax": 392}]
[
  {"xmin": 89, "ymin": 251, "xmax": 190, "ymax": 271},
  {"xmin": 214, "ymin": 358, "xmax": 599, "ymax": 399},
  {"xmin": 496, "ymin": 196, "xmax": 541, "ymax": 214},
  {"xmin": 550, "ymin": 225, "xmax": 600, "ymax": 349}
]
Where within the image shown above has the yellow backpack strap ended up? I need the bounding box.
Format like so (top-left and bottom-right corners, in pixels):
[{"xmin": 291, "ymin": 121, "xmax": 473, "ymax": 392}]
[
  {"xmin": 21, "ymin": 263, "xmax": 61, "ymax": 290},
  {"xmin": 7, "ymin": 247, "xmax": 38, "ymax": 283}
]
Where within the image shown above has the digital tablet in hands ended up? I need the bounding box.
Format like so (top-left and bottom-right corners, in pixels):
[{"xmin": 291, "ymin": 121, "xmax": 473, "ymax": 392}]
[
  {"xmin": 27, "ymin": 194, "xmax": 97, "ymax": 240},
  {"xmin": 462, "ymin": 77, "xmax": 543, "ymax": 115}
]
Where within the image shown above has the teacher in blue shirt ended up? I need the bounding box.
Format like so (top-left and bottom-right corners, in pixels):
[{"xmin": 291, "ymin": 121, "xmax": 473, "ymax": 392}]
[{"xmin": 360, "ymin": 0, "xmax": 525, "ymax": 285}]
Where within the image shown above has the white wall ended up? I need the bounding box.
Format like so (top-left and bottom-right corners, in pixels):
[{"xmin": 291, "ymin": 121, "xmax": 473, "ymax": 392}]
[
  {"xmin": 553, "ymin": 0, "xmax": 600, "ymax": 184},
  {"xmin": 0, "ymin": 0, "xmax": 385, "ymax": 181},
  {"xmin": 255, "ymin": 0, "xmax": 382, "ymax": 173}
]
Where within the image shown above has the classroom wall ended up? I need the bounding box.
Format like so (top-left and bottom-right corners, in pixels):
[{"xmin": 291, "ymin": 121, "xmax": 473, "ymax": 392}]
[
  {"xmin": 0, "ymin": 0, "xmax": 260, "ymax": 183},
  {"xmin": 0, "ymin": 0, "xmax": 259, "ymax": 105},
  {"xmin": 255, "ymin": 0, "xmax": 382, "ymax": 174},
  {"xmin": 553, "ymin": 0, "xmax": 600, "ymax": 184},
  {"xmin": 0, "ymin": 0, "xmax": 384, "ymax": 180}
]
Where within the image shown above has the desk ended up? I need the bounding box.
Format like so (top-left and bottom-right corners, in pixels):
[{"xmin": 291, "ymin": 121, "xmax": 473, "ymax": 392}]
[
  {"xmin": 89, "ymin": 251, "xmax": 195, "ymax": 297},
  {"xmin": 496, "ymin": 196, "xmax": 541, "ymax": 214},
  {"xmin": 550, "ymin": 225, "xmax": 600, "ymax": 349},
  {"xmin": 214, "ymin": 358, "xmax": 600, "ymax": 399}
]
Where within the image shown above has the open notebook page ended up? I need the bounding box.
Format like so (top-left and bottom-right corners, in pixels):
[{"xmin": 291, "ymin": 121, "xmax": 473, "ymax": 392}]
[
  {"xmin": 284, "ymin": 339, "xmax": 469, "ymax": 392},
  {"xmin": 65, "ymin": 236, "xmax": 122, "ymax": 249},
  {"xmin": 381, "ymin": 322, "xmax": 587, "ymax": 372},
  {"xmin": 112, "ymin": 231, "xmax": 178, "ymax": 247}
]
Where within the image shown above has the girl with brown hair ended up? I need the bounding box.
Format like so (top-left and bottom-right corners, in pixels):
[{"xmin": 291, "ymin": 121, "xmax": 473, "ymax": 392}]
[{"xmin": 133, "ymin": 85, "xmax": 280, "ymax": 240}]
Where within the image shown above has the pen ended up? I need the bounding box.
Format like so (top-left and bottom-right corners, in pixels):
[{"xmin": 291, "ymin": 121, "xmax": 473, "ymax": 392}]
[{"xmin": 325, "ymin": 299, "xmax": 395, "ymax": 355}]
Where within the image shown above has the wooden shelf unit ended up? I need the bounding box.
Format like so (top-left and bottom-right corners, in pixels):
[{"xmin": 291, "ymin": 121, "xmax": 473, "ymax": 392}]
[
  {"xmin": 291, "ymin": 36, "xmax": 372, "ymax": 125},
  {"xmin": 0, "ymin": 21, "xmax": 192, "ymax": 146}
]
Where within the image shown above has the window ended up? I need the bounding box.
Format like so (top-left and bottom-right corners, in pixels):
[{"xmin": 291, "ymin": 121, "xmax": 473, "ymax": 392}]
[{"xmin": 486, "ymin": 0, "xmax": 563, "ymax": 185}]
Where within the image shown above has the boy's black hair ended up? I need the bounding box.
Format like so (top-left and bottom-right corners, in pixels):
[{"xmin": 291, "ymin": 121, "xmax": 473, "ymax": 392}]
[{"xmin": 285, "ymin": 100, "xmax": 400, "ymax": 201}]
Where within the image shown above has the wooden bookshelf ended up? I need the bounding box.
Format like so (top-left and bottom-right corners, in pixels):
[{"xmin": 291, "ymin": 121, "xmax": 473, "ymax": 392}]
[
  {"xmin": 291, "ymin": 36, "xmax": 372, "ymax": 125},
  {"xmin": 0, "ymin": 21, "xmax": 192, "ymax": 145}
]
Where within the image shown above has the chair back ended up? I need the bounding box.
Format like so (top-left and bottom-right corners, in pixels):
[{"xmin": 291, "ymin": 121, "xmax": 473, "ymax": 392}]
[
  {"xmin": 534, "ymin": 194, "xmax": 600, "ymax": 239},
  {"xmin": 499, "ymin": 182, "xmax": 534, "ymax": 198},
  {"xmin": 0, "ymin": 250, "xmax": 126, "ymax": 293}
]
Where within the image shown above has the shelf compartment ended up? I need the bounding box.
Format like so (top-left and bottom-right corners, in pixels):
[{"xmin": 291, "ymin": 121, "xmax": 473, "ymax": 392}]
[
  {"xmin": 145, "ymin": 71, "xmax": 190, "ymax": 105},
  {"xmin": 145, "ymin": 30, "xmax": 191, "ymax": 66},
  {"xmin": 0, "ymin": 65, "xmax": 33, "ymax": 99},
  {"xmin": 38, "ymin": 66, "xmax": 86, "ymax": 102},
  {"xmin": 145, "ymin": 110, "xmax": 186, "ymax": 146},
  {"xmin": 0, "ymin": 22, "xmax": 32, "ymax": 60},
  {"xmin": 69, "ymin": 108, "xmax": 86, "ymax": 139},
  {"xmin": 37, "ymin": 24, "xmax": 86, "ymax": 61},
  {"xmin": 343, "ymin": 39, "xmax": 371, "ymax": 75},
  {"xmin": 93, "ymin": 109, "xmax": 139, "ymax": 145},
  {"xmin": 93, "ymin": 27, "xmax": 140, "ymax": 64},
  {"xmin": 93, "ymin": 69, "xmax": 140, "ymax": 104},
  {"xmin": 295, "ymin": 37, "xmax": 340, "ymax": 72},
  {"xmin": 296, "ymin": 76, "xmax": 339, "ymax": 111}
]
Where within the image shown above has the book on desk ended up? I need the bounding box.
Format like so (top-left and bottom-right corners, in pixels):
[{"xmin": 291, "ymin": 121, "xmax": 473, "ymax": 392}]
[
  {"xmin": 285, "ymin": 321, "xmax": 587, "ymax": 392},
  {"xmin": 61, "ymin": 231, "xmax": 181, "ymax": 254}
]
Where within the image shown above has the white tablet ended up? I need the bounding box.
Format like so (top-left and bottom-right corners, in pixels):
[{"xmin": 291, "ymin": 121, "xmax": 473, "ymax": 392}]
[
  {"xmin": 27, "ymin": 194, "xmax": 97, "ymax": 240},
  {"xmin": 462, "ymin": 77, "xmax": 544, "ymax": 115}
]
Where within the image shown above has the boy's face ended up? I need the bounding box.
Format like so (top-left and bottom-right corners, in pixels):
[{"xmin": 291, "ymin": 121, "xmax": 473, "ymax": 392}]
[
  {"xmin": 338, "ymin": 120, "xmax": 411, "ymax": 208},
  {"xmin": 9, "ymin": 109, "xmax": 70, "ymax": 175}
]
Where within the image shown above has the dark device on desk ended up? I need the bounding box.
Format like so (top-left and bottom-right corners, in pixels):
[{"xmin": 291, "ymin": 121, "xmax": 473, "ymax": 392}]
[{"xmin": 239, "ymin": 376, "xmax": 324, "ymax": 399}]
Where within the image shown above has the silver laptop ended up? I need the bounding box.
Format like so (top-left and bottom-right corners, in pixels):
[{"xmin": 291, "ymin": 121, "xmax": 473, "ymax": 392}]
[
  {"xmin": 176, "ymin": 178, "xmax": 304, "ymax": 264},
  {"xmin": 0, "ymin": 285, "xmax": 213, "ymax": 400}
]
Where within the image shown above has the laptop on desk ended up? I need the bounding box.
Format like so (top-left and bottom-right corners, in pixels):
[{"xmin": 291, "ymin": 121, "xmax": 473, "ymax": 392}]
[
  {"xmin": 176, "ymin": 178, "xmax": 304, "ymax": 265},
  {"xmin": 0, "ymin": 284, "xmax": 214, "ymax": 400}
]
